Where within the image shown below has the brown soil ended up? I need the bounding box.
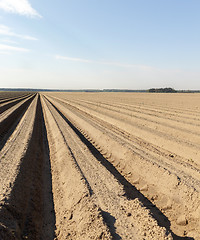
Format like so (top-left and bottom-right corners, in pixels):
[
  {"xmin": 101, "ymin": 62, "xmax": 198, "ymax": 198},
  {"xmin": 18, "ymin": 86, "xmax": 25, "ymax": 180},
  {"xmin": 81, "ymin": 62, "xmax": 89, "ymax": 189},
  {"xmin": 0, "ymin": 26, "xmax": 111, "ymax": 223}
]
[{"xmin": 0, "ymin": 92, "xmax": 200, "ymax": 239}]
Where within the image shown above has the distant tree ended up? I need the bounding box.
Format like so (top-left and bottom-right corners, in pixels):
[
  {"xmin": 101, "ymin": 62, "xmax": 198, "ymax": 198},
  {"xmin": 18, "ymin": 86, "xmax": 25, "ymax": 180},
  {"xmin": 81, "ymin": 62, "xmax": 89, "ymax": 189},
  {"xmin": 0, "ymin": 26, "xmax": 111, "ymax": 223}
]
[{"xmin": 148, "ymin": 88, "xmax": 177, "ymax": 93}]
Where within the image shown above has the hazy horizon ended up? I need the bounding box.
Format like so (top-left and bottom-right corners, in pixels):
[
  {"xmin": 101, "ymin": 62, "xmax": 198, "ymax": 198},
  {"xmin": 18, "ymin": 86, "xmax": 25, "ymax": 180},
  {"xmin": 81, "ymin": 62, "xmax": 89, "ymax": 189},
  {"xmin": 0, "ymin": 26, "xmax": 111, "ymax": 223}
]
[
  {"xmin": 1, "ymin": 87, "xmax": 200, "ymax": 92},
  {"xmin": 0, "ymin": 1, "xmax": 200, "ymax": 90}
]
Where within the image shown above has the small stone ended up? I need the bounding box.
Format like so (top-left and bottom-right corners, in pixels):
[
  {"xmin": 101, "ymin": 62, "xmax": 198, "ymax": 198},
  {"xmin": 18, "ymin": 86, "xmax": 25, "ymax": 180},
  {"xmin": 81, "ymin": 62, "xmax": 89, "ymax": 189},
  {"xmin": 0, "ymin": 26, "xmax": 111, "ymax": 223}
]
[
  {"xmin": 177, "ymin": 215, "xmax": 187, "ymax": 226},
  {"xmin": 162, "ymin": 200, "xmax": 172, "ymax": 210},
  {"xmin": 162, "ymin": 205, "xmax": 171, "ymax": 211},
  {"xmin": 139, "ymin": 185, "xmax": 148, "ymax": 191},
  {"xmin": 132, "ymin": 178, "xmax": 139, "ymax": 184},
  {"xmin": 127, "ymin": 213, "xmax": 131, "ymax": 217}
]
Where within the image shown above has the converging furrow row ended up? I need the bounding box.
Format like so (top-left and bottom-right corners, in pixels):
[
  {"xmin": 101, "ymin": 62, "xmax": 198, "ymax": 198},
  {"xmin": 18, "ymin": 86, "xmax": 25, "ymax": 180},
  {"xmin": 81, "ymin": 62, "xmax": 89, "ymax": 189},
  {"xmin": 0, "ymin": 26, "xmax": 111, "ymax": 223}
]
[{"xmin": 0, "ymin": 92, "xmax": 199, "ymax": 239}]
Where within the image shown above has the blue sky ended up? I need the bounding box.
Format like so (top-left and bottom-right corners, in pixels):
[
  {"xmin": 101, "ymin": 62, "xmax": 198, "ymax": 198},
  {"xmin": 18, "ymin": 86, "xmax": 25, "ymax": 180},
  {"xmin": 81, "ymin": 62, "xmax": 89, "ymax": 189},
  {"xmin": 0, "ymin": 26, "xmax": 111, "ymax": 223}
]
[{"xmin": 0, "ymin": 0, "xmax": 200, "ymax": 89}]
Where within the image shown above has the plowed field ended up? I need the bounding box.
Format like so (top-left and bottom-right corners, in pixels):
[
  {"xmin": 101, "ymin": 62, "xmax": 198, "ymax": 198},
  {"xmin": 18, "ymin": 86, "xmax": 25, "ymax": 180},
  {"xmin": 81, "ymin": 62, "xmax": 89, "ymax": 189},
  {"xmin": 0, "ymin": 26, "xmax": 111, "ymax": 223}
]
[{"xmin": 0, "ymin": 92, "xmax": 199, "ymax": 239}]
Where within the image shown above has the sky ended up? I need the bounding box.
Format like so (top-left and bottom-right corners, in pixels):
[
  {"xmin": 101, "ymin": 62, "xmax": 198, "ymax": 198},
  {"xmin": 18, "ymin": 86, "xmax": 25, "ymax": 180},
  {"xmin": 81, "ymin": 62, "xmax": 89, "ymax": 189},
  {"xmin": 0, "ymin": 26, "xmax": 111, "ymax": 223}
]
[{"xmin": 0, "ymin": 0, "xmax": 200, "ymax": 90}]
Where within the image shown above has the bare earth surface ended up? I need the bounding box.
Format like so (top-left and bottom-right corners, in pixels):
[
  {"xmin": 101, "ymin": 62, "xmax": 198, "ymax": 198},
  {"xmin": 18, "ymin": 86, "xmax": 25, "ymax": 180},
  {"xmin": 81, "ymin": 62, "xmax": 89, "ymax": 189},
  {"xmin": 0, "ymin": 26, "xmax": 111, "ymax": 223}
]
[{"xmin": 0, "ymin": 92, "xmax": 200, "ymax": 239}]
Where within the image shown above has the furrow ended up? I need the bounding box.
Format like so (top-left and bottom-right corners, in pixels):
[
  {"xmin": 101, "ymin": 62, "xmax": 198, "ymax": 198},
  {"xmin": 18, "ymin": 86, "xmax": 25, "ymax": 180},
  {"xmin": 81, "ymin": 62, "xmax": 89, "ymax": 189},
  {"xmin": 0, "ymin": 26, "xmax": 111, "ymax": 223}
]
[
  {"xmin": 52, "ymin": 97, "xmax": 200, "ymax": 184},
  {"xmin": 59, "ymin": 98, "xmax": 200, "ymax": 149},
  {"xmin": 41, "ymin": 95, "xmax": 112, "ymax": 240},
  {"xmin": 42, "ymin": 94, "xmax": 173, "ymax": 239},
  {"xmin": 76, "ymin": 99, "xmax": 200, "ymax": 132},
  {"xmin": 0, "ymin": 92, "xmax": 30, "ymax": 104},
  {"xmin": 0, "ymin": 94, "xmax": 32, "ymax": 115},
  {"xmin": 1, "ymin": 91, "xmax": 199, "ymax": 239},
  {"xmin": 44, "ymin": 94, "xmax": 200, "ymax": 238},
  {"xmin": 0, "ymin": 94, "xmax": 36, "ymax": 149},
  {"xmin": 0, "ymin": 95, "xmax": 38, "ymax": 239},
  {"xmin": 49, "ymin": 95, "xmax": 200, "ymax": 165},
  {"xmin": 0, "ymin": 95, "xmax": 56, "ymax": 240}
]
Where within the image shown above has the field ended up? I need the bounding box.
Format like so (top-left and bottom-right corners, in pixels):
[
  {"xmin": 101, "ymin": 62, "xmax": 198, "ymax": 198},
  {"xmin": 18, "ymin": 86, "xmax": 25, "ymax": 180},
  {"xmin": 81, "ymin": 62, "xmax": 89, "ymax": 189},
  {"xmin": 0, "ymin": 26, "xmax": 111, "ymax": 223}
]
[{"xmin": 0, "ymin": 92, "xmax": 200, "ymax": 239}]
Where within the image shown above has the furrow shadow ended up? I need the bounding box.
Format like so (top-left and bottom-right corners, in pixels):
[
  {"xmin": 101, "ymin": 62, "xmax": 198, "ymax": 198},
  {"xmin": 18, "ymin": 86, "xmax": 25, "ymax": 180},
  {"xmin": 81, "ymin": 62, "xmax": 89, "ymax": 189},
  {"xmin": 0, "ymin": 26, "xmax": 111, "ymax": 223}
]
[
  {"xmin": 101, "ymin": 210, "xmax": 121, "ymax": 240},
  {"xmin": 0, "ymin": 95, "xmax": 32, "ymax": 115},
  {"xmin": 0, "ymin": 94, "xmax": 36, "ymax": 151},
  {"xmin": 0, "ymin": 95, "xmax": 56, "ymax": 240}
]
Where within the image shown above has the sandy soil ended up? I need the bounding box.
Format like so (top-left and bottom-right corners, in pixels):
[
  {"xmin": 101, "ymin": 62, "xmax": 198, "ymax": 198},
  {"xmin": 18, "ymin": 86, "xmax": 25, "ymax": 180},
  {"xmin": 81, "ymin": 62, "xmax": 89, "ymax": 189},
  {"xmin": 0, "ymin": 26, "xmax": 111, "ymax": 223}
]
[
  {"xmin": 0, "ymin": 92, "xmax": 200, "ymax": 239},
  {"xmin": 0, "ymin": 92, "xmax": 31, "ymax": 102}
]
